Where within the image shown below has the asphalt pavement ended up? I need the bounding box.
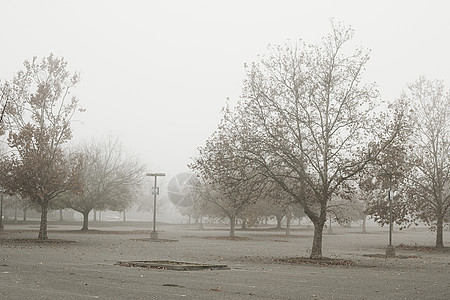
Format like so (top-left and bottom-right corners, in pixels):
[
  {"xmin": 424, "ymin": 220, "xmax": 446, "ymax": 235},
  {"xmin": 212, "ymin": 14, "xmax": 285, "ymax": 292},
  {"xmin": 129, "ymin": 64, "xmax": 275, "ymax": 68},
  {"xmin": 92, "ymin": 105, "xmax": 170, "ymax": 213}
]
[{"xmin": 1, "ymin": 223, "xmax": 449, "ymax": 299}]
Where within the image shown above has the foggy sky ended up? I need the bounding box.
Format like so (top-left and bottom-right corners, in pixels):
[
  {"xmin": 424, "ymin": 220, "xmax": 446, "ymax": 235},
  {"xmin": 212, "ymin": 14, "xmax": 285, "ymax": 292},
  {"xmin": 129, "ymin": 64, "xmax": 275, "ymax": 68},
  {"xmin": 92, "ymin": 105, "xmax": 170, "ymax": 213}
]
[{"xmin": 1, "ymin": 0, "xmax": 449, "ymax": 182}]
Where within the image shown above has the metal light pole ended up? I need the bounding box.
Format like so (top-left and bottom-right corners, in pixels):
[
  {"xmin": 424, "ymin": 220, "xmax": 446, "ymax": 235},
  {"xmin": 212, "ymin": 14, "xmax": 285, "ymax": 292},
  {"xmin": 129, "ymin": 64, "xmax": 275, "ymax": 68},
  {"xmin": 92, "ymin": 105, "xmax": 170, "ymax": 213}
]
[
  {"xmin": 386, "ymin": 173, "xmax": 396, "ymax": 257},
  {"xmin": 0, "ymin": 194, "xmax": 4, "ymax": 231},
  {"xmin": 378, "ymin": 171, "xmax": 397, "ymax": 257},
  {"xmin": 146, "ymin": 172, "xmax": 165, "ymax": 240}
]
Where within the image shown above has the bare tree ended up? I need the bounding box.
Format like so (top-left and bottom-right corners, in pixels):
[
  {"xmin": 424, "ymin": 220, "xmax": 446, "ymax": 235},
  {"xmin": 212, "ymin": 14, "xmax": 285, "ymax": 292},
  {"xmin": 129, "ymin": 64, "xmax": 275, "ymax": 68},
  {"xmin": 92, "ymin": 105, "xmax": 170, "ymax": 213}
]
[
  {"xmin": 0, "ymin": 54, "xmax": 83, "ymax": 240},
  {"xmin": 225, "ymin": 23, "xmax": 405, "ymax": 258},
  {"xmin": 61, "ymin": 137, "xmax": 144, "ymax": 231},
  {"xmin": 403, "ymin": 76, "xmax": 450, "ymax": 248},
  {"xmin": 190, "ymin": 119, "xmax": 268, "ymax": 237}
]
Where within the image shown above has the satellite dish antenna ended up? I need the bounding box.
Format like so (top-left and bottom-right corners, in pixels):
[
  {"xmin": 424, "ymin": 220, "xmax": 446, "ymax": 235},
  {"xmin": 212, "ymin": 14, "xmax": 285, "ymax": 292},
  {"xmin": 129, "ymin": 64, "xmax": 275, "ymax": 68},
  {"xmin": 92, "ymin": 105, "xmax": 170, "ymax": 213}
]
[{"xmin": 167, "ymin": 173, "xmax": 199, "ymax": 208}]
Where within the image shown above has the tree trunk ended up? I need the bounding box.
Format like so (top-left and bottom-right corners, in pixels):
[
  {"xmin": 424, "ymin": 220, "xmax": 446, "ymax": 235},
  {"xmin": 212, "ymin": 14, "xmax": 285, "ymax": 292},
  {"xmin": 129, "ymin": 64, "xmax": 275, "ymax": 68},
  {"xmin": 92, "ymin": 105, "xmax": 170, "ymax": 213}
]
[
  {"xmin": 0, "ymin": 194, "xmax": 3, "ymax": 231},
  {"xmin": 275, "ymin": 214, "xmax": 283, "ymax": 229},
  {"xmin": 310, "ymin": 218, "xmax": 326, "ymax": 259},
  {"xmin": 199, "ymin": 216, "xmax": 204, "ymax": 230},
  {"xmin": 436, "ymin": 216, "xmax": 444, "ymax": 248},
  {"xmin": 241, "ymin": 219, "xmax": 247, "ymax": 230},
  {"xmin": 123, "ymin": 210, "xmax": 126, "ymax": 222},
  {"xmin": 93, "ymin": 210, "xmax": 97, "ymax": 221},
  {"xmin": 286, "ymin": 213, "xmax": 291, "ymax": 236},
  {"xmin": 361, "ymin": 215, "xmax": 367, "ymax": 234},
  {"xmin": 59, "ymin": 209, "xmax": 63, "ymax": 223},
  {"xmin": 38, "ymin": 203, "xmax": 48, "ymax": 240},
  {"xmin": 23, "ymin": 207, "xmax": 27, "ymax": 221},
  {"xmin": 328, "ymin": 218, "xmax": 333, "ymax": 234},
  {"xmin": 229, "ymin": 216, "xmax": 236, "ymax": 237},
  {"xmin": 81, "ymin": 211, "xmax": 89, "ymax": 231}
]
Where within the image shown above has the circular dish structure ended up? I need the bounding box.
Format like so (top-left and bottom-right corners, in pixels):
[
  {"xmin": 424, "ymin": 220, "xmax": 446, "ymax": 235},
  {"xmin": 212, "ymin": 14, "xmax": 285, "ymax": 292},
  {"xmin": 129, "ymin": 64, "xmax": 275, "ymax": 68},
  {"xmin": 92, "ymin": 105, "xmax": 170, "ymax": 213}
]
[{"xmin": 167, "ymin": 173, "xmax": 199, "ymax": 208}]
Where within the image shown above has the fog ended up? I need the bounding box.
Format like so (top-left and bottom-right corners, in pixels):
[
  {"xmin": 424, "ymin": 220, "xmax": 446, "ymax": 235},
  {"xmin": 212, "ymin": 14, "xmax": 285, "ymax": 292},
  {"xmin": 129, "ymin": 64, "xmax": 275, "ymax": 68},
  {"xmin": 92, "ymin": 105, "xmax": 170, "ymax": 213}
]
[
  {"xmin": 1, "ymin": 1, "xmax": 450, "ymax": 223},
  {"xmin": 1, "ymin": 1, "xmax": 449, "ymax": 178}
]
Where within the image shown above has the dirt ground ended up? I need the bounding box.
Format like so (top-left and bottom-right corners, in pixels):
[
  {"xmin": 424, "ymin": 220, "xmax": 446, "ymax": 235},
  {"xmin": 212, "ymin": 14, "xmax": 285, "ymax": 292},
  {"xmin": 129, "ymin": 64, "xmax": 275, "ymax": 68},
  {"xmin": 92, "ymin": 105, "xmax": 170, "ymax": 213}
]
[{"xmin": 0, "ymin": 222, "xmax": 449, "ymax": 299}]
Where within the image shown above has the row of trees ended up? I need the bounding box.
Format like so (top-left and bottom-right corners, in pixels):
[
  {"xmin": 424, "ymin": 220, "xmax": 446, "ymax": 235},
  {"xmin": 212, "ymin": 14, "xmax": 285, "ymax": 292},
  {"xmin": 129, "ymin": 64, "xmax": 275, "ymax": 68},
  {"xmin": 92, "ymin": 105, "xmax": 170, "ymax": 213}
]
[
  {"xmin": 190, "ymin": 23, "xmax": 450, "ymax": 259},
  {"xmin": 0, "ymin": 54, "xmax": 145, "ymax": 239}
]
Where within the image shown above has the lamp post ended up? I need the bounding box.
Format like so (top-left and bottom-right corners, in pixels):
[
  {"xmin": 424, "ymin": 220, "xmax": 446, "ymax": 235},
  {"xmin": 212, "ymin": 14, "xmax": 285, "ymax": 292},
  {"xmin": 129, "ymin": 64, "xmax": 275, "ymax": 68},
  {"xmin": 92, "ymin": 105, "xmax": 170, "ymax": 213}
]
[
  {"xmin": 0, "ymin": 194, "xmax": 4, "ymax": 231},
  {"xmin": 146, "ymin": 172, "xmax": 165, "ymax": 240},
  {"xmin": 386, "ymin": 173, "xmax": 396, "ymax": 257},
  {"xmin": 377, "ymin": 171, "xmax": 397, "ymax": 257}
]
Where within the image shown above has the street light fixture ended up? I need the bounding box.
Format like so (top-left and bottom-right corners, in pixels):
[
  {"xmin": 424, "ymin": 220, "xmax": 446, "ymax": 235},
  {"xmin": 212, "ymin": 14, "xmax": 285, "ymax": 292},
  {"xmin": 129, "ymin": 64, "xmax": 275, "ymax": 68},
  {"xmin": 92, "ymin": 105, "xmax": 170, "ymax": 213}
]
[
  {"xmin": 378, "ymin": 171, "xmax": 399, "ymax": 257},
  {"xmin": 146, "ymin": 172, "xmax": 165, "ymax": 240},
  {"xmin": 0, "ymin": 194, "xmax": 4, "ymax": 231},
  {"xmin": 386, "ymin": 174, "xmax": 395, "ymax": 257}
]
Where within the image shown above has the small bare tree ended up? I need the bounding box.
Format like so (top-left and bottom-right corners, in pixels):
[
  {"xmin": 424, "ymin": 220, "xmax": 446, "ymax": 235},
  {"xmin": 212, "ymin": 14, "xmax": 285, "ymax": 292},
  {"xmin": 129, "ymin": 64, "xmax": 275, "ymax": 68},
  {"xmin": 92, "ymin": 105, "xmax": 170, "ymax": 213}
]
[
  {"xmin": 190, "ymin": 116, "xmax": 269, "ymax": 237},
  {"xmin": 61, "ymin": 137, "xmax": 144, "ymax": 231}
]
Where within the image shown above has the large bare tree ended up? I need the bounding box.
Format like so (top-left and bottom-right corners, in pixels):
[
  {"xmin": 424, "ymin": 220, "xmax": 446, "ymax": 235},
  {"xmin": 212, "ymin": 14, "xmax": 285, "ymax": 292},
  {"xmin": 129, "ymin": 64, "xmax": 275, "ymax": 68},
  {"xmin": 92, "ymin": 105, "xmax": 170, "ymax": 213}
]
[{"xmin": 225, "ymin": 24, "xmax": 405, "ymax": 258}]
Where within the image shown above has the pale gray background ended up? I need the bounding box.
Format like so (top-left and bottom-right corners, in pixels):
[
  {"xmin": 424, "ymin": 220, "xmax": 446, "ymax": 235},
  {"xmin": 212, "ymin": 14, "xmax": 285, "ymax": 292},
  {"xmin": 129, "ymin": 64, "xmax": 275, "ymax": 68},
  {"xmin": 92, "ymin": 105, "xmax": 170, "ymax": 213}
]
[{"xmin": 1, "ymin": 0, "xmax": 449, "ymax": 179}]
